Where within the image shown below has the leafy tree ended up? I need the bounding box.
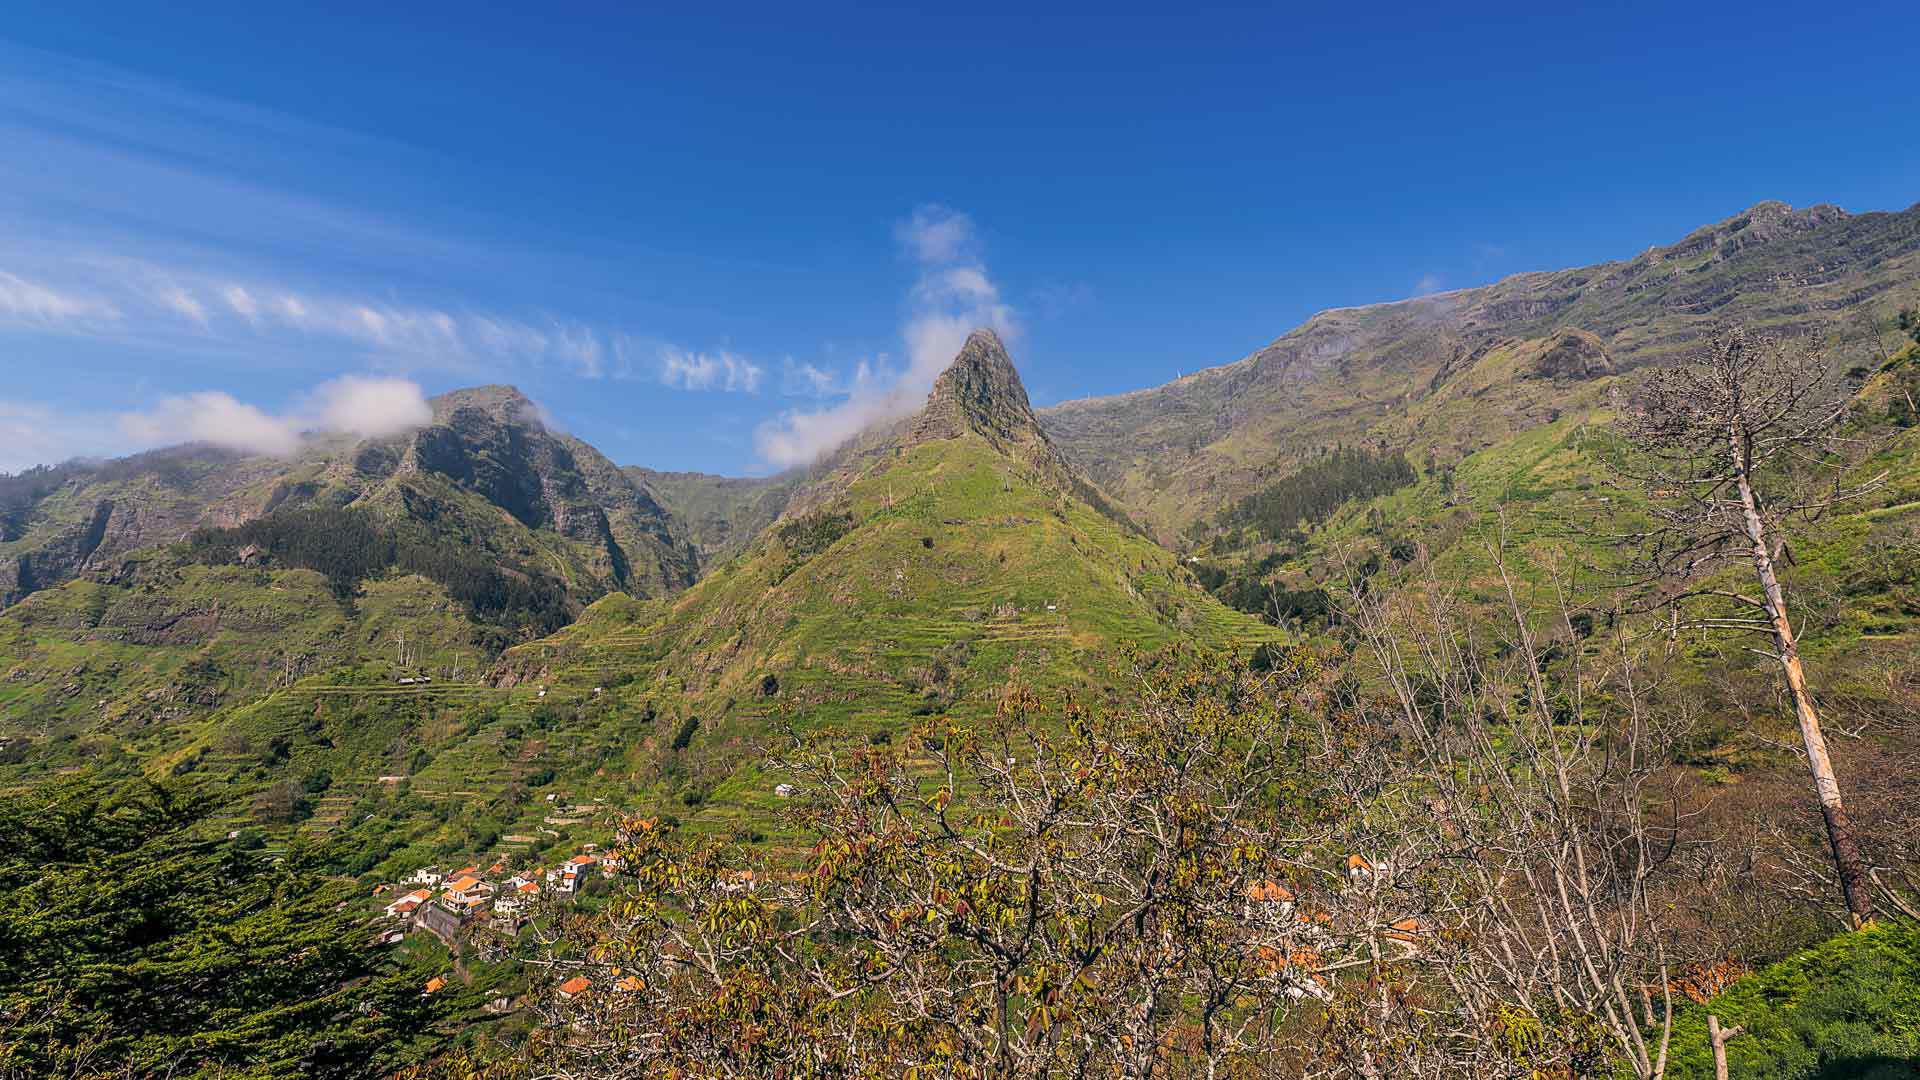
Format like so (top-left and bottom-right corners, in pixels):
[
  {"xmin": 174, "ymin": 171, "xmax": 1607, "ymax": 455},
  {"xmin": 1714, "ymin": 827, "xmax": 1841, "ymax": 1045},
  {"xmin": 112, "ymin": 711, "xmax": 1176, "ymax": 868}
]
[
  {"xmin": 435, "ymin": 650, "xmax": 1615, "ymax": 1079},
  {"xmin": 1216, "ymin": 446, "xmax": 1416, "ymax": 542},
  {"xmin": 0, "ymin": 778, "xmax": 447, "ymax": 1078}
]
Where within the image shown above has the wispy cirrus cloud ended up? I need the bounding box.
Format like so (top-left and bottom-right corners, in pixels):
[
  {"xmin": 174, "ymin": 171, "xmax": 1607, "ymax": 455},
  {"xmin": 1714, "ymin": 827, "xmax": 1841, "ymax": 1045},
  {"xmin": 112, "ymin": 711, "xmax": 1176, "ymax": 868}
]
[
  {"xmin": 0, "ymin": 44, "xmax": 647, "ymax": 387},
  {"xmin": 781, "ymin": 357, "xmax": 838, "ymax": 397},
  {"xmin": 0, "ymin": 270, "xmax": 119, "ymax": 326},
  {"xmin": 658, "ymin": 346, "xmax": 765, "ymax": 393},
  {"xmin": 754, "ymin": 205, "xmax": 1019, "ymax": 468},
  {"xmin": 0, "ymin": 254, "xmax": 627, "ymax": 379}
]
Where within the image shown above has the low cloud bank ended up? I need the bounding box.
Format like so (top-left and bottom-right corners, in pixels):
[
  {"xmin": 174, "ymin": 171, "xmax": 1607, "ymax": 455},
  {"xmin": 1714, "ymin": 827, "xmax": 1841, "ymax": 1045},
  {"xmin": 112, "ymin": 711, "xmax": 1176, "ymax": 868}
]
[
  {"xmin": 121, "ymin": 374, "xmax": 432, "ymax": 456},
  {"xmin": 2, "ymin": 374, "xmax": 432, "ymax": 473}
]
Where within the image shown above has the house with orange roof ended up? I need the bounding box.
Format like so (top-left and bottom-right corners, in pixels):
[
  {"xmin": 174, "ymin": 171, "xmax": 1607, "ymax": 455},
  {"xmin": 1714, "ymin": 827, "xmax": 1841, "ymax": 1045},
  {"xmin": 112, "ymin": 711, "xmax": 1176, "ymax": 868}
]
[
  {"xmin": 384, "ymin": 888, "xmax": 433, "ymax": 919},
  {"xmin": 557, "ymin": 976, "xmax": 592, "ymax": 1000},
  {"xmin": 443, "ymin": 875, "xmax": 494, "ymax": 909},
  {"xmin": 1382, "ymin": 916, "xmax": 1426, "ymax": 956},
  {"xmin": 717, "ymin": 869, "xmax": 760, "ymax": 893},
  {"xmin": 424, "ymin": 976, "xmax": 448, "ymax": 995}
]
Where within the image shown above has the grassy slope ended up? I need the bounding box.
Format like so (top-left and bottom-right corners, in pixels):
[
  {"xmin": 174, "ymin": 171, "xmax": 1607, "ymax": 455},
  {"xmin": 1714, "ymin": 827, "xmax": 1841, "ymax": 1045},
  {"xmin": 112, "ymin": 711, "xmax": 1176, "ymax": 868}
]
[
  {"xmin": 496, "ymin": 427, "xmax": 1287, "ymax": 840},
  {"xmin": 1665, "ymin": 922, "xmax": 1920, "ymax": 1080}
]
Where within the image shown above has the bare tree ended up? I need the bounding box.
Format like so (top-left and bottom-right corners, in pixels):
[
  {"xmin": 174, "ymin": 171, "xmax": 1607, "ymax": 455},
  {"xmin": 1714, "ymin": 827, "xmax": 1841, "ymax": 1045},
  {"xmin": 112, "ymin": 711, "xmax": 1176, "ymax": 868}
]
[
  {"xmin": 1341, "ymin": 536, "xmax": 1690, "ymax": 1079},
  {"xmin": 1611, "ymin": 325, "xmax": 1885, "ymax": 926}
]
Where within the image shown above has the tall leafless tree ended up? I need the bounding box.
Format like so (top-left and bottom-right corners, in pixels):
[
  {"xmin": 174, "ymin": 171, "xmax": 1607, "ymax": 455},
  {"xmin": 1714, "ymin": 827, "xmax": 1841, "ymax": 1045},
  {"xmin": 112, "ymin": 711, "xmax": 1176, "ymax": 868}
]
[{"xmin": 1611, "ymin": 325, "xmax": 1886, "ymax": 926}]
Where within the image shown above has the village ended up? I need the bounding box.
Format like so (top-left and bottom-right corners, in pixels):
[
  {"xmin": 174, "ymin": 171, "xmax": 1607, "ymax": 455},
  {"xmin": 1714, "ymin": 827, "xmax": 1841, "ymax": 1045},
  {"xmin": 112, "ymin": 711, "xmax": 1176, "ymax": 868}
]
[{"xmin": 372, "ymin": 843, "xmax": 620, "ymax": 952}]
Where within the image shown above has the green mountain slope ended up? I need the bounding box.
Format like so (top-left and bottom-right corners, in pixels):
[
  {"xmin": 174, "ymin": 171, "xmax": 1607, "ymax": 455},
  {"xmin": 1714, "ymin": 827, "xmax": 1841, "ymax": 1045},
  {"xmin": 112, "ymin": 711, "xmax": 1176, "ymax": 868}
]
[
  {"xmin": 624, "ymin": 466, "xmax": 804, "ymax": 570},
  {"xmin": 487, "ymin": 329, "xmax": 1286, "ymax": 831},
  {"xmin": 1042, "ymin": 200, "xmax": 1920, "ymax": 537}
]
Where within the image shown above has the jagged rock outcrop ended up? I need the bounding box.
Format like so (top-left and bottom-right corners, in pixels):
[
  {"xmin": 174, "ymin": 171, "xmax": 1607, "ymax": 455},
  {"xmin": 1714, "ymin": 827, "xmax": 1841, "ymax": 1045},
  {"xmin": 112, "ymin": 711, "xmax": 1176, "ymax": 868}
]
[
  {"xmin": 1531, "ymin": 329, "xmax": 1616, "ymax": 380},
  {"xmin": 778, "ymin": 329, "xmax": 1136, "ymax": 532},
  {"xmin": 911, "ymin": 329, "xmax": 1048, "ymax": 448}
]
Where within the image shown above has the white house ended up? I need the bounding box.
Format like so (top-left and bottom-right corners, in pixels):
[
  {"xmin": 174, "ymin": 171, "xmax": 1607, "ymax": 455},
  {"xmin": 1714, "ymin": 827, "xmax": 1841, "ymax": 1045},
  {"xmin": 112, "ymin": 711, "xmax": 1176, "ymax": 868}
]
[{"xmin": 384, "ymin": 888, "xmax": 433, "ymax": 919}]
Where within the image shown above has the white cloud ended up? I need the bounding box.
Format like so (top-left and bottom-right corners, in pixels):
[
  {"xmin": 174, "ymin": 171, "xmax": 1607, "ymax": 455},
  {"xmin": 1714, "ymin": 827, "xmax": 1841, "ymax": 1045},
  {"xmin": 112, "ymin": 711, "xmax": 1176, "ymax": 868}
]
[
  {"xmin": 895, "ymin": 205, "xmax": 976, "ymax": 264},
  {"xmin": 0, "ymin": 271, "xmax": 117, "ymax": 325},
  {"xmin": 659, "ymin": 347, "xmax": 764, "ymax": 393},
  {"xmin": 754, "ymin": 204, "xmax": 1019, "ymax": 468},
  {"xmin": 0, "ymin": 401, "xmax": 100, "ymax": 473},
  {"xmin": 915, "ymin": 265, "xmax": 998, "ymax": 306},
  {"xmin": 553, "ymin": 324, "xmax": 605, "ymax": 379},
  {"xmin": 0, "ymin": 257, "xmax": 644, "ymax": 378},
  {"xmin": 0, "ymin": 374, "xmax": 439, "ymax": 470},
  {"xmin": 304, "ymin": 374, "xmax": 432, "ymax": 438},
  {"xmin": 119, "ymin": 390, "xmax": 304, "ymax": 457},
  {"xmin": 781, "ymin": 357, "xmax": 838, "ymax": 397},
  {"xmin": 155, "ymin": 284, "xmax": 209, "ymax": 326},
  {"xmin": 1413, "ymin": 273, "xmax": 1445, "ymax": 297},
  {"xmin": 221, "ymin": 284, "xmax": 258, "ymax": 320}
]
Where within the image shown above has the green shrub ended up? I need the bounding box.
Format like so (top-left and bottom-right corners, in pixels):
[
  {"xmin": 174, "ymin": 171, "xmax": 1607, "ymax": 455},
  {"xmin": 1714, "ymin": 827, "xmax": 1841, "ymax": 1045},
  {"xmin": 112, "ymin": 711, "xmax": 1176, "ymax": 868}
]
[
  {"xmin": 670, "ymin": 716, "xmax": 700, "ymax": 751},
  {"xmin": 1664, "ymin": 923, "xmax": 1920, "ymax": 1080}
]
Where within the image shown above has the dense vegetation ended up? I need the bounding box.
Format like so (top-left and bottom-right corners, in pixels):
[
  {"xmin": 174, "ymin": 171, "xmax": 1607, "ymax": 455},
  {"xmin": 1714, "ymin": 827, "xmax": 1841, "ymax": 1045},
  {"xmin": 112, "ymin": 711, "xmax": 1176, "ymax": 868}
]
[
  {"xmin": 1213, "ymin": 446, "xmax": 1416, "ymax": 542},
  {"xmin": 1666, "ymin": 923, "xmax": 1920, "ymax": 1079},
  {"xmin": 0, "ymin": 777, "xmax": 452, "ymax": 1078},
  {"xmin": 186, "ymin": 507, "xmax": 575, "ymax": 648}
]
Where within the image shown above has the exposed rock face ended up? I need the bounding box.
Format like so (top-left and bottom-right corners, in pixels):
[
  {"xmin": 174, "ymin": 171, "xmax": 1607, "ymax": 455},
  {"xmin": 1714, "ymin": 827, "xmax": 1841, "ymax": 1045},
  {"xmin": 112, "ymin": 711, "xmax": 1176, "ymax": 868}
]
[
  {"xmin": 777, "ymin": 328, "xmax": 1138, "ymax": 533},
  {"xmin": 912, "ymin": 329, "xmax": 1048, "ymax": 448},
  {"xmin": 397, "ymin": 386, "xmax": 698, "ymax": 595},
  {"xmin": 1532, "ymin": 329, "xmax": 1616, "ymax": 380}
]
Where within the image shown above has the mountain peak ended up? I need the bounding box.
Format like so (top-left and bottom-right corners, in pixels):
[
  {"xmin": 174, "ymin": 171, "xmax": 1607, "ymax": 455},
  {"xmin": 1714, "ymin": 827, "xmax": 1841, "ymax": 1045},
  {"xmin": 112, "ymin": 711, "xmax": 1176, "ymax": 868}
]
[
  {"xmin": 913, "ymin": 328, "xmax": 1042, "ymax": 445},
  {"xmin": 429, "ymin": 384, "xmax": 540, "ymax": 425}
]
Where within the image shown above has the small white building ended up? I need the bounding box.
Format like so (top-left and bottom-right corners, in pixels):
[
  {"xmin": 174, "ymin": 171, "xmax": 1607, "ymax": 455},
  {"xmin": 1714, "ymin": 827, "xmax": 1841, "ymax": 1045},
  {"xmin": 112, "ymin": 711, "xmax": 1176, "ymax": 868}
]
[{"xmin": 384, "ymin": 888, "xmax": 433, "ymax": 919}]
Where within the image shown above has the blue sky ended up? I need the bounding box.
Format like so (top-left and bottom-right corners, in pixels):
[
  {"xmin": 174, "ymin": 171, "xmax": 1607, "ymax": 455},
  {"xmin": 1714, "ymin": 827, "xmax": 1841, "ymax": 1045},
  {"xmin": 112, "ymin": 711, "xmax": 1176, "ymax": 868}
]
[{"xmin": 3, "ymin": 1, "xmax": 1917, "ymax": 474}]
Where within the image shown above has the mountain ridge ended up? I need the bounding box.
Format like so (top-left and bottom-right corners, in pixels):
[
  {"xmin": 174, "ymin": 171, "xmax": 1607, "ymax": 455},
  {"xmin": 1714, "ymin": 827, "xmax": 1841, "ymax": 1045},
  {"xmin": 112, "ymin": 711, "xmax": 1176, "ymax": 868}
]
[{"xmin": 1038, "ymin": 199, "xmax": 1920, "ymax": 536}]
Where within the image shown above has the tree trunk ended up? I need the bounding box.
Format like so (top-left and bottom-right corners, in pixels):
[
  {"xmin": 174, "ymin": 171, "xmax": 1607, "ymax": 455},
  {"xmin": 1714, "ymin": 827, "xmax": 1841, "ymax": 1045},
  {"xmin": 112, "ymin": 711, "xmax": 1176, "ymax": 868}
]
[
  {"xmin": 1733, "ymin": 460, "xmax": 1874, "ymax": 926},
  {"xmin": 1708, "ymin": 1014, "xmax": 1743, "ymax": 1080}
]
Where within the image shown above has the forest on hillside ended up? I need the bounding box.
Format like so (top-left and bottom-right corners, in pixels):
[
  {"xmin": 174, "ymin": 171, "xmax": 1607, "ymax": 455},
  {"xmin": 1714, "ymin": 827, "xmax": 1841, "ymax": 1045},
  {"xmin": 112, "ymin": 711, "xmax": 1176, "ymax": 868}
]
[{"xmin": 185, "ymin": 507, "xmax": 577, "ymax": 649}]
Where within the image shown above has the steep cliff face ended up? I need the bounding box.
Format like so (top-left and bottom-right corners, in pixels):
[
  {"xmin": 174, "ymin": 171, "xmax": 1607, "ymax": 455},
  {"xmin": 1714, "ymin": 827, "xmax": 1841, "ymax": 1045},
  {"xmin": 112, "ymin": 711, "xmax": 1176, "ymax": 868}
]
[
  {"xmin": 0, "ymin": 447, "xmax": 299, "ymax": 607},
  {"xmin": 399, "ymin": 386, "xmax": 698, "ymax": 596}
]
